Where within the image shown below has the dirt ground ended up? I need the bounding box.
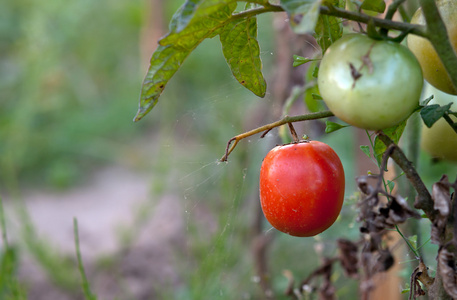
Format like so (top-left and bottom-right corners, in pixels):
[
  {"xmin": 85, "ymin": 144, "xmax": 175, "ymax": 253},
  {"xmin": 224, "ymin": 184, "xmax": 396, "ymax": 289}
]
[{"xmin": 5, "ymin": 166, "xmax": 187, "ymax": 300}]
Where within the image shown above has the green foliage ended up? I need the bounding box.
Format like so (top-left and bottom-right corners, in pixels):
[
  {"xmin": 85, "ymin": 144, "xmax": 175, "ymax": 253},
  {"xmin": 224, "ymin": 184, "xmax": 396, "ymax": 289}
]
[
  {"xmin": 0, "ymin": 0, "xmax": 147, "ymax": 187},
  {"xmin": 314, "ymin": 0, "xmax": 345, "ymax": 53},
  {"xmin": 420, "ymin": 103, "xmax": 454, "ymax": 128},
  {"xmin": 281, "ymin": 0, "xmax": 322, "ymax": 34},
  {"xmin": 360, "ymin": 0, "xmax": 386, "ymax": 13},
  {"xmin": 292, "ymin": 55, "xmax": 319, "ymax": 67},
  {"xmin": 3, "ymin": 0, "xmax": 457, "ymax": 298},
  {"xmin": 136, "ymin": 1, "xmax": 238, "ymax": 121},
  {"xmin": 373, "ymin": 121, "xmax": 407, "ymax": 165},
  {"xmin": 0, "ymin": 248, "xmax": 26, "ymax": 300},
  {"xmin": 220, "ymin": 16, "xmax": 266, "ymax": 97},
  {"xmin": 74, "ymin": 219, "xmax": 98, "ymax": 300},
  {"xmin": 325, "ymin": 121, "xmax": 349, "ymax": 133},
  {"xmin": 136, "ymin": 0, "xmax": 275, "ymax": 121}
]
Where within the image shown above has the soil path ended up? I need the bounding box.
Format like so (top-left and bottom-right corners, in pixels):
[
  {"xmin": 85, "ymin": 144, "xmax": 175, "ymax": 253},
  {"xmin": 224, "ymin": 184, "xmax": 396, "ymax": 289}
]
[{"xmin": 6, "ymin": 166, "xmax": 185, "ymax": 300}]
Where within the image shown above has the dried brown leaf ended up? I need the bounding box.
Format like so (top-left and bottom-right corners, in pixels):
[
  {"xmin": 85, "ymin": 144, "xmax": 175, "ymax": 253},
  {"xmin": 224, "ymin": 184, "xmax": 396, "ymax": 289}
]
[
  {"xmin": 318, "ymin": 257, "xmax": 336, "ymax": 300},
  {"xmin": 380, "ymin": 196, "xmax": 421, "ymax": 226},
  {"xmin": 431, "ymin": 175, "xmax": 453, "ymax": 244},
  {"xmin": 337, "ymin": 239, "xmax": 359, "ymax": 278},
  {"xmin": 282, "ymin": 270, "xmax": 295, "ymax": 296},
  {"xmin": 437, "ymin": 247, "xmax": 457, "ymax": 298},
  {"xmin": 375, "ymin": 249, "xmax": 394, "ymax": 272},
  {"xmin": 433, "ymin": 175, "xmax": 451, "ymax": 217}
]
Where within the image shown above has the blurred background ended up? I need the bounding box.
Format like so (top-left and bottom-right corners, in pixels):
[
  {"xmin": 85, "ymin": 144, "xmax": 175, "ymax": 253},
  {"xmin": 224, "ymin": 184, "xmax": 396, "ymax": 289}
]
[{"xmin": 1, "ymin": 0, "xmax": 457, "ymax": 299}]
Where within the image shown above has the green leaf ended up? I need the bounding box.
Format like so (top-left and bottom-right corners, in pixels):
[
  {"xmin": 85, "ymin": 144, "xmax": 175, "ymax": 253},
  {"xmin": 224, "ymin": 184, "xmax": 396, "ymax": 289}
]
[
  {"xmin": 360, "ymin": 145, "xmax": 371, "ymax": 158},
  {"xmin": 220, "ymin": 16, "xmax": 266, "ymax": 97},
  {"xmin": 293, "ymin": 55, "xmax": 319, "ymax": 67},
  {"xmin": 135, "ymin": 45, "xmax": 190, "ymax": 121},
  {"xmin": 387, "ymin": 180, "xmax": 395, "ymax": 192},
  {"xmin": 135, "ymin": 1, "xmax": 237, "ymax": 121},
  {"xmin": 314, "ymin": 0, "xmax": 344, "ymax": 53},
  {"xmin": 170, "ymin": 0, "xmax": 202, "ymax": 33},
  {"xmin": 360, "ymin": 0, "xmax": 386, "ymax": 13},
  {"xmin": 303, "ymin": 60, "xmax": 325, "ymax": 112},
  {"xmin": 304, "ymin": 86, "xmax": 323, "ymax": 112},
  {"xmin": 373, "ymin": 120, "xmax": 407, "ymax": 166},
  {"xmin": 407, "ymin": 235, "xmax": 417, "ymax": 250},
  {"xmin": 314, "ymin": 15, "xmax": 343, "ymax": 53},
  {"xmin": 281, "ymin": 0, "xmax": 322, "ymax": 34},
  {"xmin": 311, "ymin": 65, "xmax": 319, "ymax": 78},
  {"xmin": 312, "ymin": 93, "xmax": 322, "ymax": 100},
  {"xmin": 420, "ymin": 103, "xmax": 453, "ymax": 128},
  {"xmin": 325, "ymin": 121, "xmax": 348, "ymax": 133}
]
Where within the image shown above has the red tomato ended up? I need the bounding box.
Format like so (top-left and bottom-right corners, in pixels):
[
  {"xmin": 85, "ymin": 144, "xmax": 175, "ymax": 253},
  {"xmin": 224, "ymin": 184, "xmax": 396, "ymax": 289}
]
[{"xmin": 259, "ymin": 140, "xmax": 345, "ymax": 237}]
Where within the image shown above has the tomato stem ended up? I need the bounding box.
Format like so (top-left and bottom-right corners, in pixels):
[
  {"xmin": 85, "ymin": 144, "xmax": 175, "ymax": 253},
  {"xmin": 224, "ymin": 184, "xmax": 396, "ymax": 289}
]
[
  {"xmin": 221, "ymin": 110, "xmax": 334, "ymax": 162},
  {"xmin": 287, "ymin": 122, "xmax": 300, "ymax": 143}
]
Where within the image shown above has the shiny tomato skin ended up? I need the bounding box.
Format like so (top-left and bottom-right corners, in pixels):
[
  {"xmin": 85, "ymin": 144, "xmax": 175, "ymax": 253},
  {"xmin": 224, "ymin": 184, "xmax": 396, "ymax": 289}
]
[{"xmin": 259, "ymin": 141, "xmax": 345, "ymax": 237}]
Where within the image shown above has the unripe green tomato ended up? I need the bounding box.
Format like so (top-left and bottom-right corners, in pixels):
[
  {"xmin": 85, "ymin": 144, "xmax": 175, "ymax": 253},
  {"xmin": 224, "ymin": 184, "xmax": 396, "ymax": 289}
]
[
  {"xmin": 407, "ymin": 0, "xmax": 457, "ymax": 95},
  {"xmin": 421, "ymin": 84, "xmax": 457, "ymax": 161},
  {"xmin": 318, "ymin": 34, "xmax": 423, "ymax": 131}
]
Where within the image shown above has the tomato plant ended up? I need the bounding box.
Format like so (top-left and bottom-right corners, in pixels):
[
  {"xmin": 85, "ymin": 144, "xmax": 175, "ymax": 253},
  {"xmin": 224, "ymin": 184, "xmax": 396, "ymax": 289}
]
[
  {"xmin": 408, "ymin": 0, "xmax": 457, "ymax": 95},
  {"xmin": 421, "ymin": 84, "xmax": 457, "ymax": 161},
  {"xmin": 318, "ymin": 34, "xmax": 423, "ymax": 131},
  {"xmin": 259, "ymin": 140, "xmax": 345, "ymax": 237},
  {"xmin": 137, "ymin": 0, "xmax": 457, "ymax": 298}
]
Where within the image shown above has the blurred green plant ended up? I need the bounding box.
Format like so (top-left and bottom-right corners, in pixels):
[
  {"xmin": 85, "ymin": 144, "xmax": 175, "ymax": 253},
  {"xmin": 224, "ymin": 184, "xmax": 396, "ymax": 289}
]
[{"xmin": 0, "ymin": 0, "xmax": 149, "ymax": 188}]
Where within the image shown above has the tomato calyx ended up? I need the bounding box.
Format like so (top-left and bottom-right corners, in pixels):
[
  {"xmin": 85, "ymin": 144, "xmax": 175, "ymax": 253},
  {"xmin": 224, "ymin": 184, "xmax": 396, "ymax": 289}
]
[
  {"xmin": 365, "ymin": 18, "xmax": 411, "ymax": 43},
  {"xmin": 279, "ymin": 138, "xmax": 311, "ymax": 148}
]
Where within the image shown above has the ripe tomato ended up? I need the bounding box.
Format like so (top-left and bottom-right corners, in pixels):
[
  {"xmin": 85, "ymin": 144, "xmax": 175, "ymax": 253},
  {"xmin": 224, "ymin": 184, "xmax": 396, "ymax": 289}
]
[
  {"xmin": 421, "ymin": 83, "xmax": 457, "ymax": 161},
  {"xmin": 407, "ymin": 0, "xmax": 457, "ymax": 95},
  {"xmin": 259, "ymin": 140, "xmax": 345, "ymax": 237},
  {"xmin": 318, "ymin": 34, "xmax": 423, "ymax": 130}
]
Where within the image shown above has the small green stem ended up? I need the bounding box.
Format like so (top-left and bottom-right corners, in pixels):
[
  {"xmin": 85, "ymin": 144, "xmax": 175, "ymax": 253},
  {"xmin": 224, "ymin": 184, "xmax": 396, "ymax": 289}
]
[
  {"xmin": 0, "ymin": 195, "xmax": 8, "ymax": 248},
  {"xmin": 73, "ymin": 218, "xmax": 97, "ymax": 300},
  {"xmin": 379, "ymin": 0, "xmax": 407, "ymax": 36},
  {"xmin": 395, "ymin": 225, "xmax": 420, "ymax": 258},
  {"xmin": 385, "ymin": 0, "xmax": 407, "ymax": 21},
  {"xmin": 221, "ymin": 110, "xmax": 334, "ymax": 161}
]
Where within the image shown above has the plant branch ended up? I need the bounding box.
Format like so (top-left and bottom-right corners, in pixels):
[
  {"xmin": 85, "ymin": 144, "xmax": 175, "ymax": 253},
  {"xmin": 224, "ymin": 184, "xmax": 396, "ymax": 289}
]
[
  {"xmin": 418, "ymin": 0, "xmax": 457, "ymax": 92},
  {"xmin": 443, "ymin": 114, "xmax": 457, "ymax": 135},
  {"xmin": 319, "ymin": 5, "xmax": 426, "ymax": 36},
  {"xmin": 220, "ymin": 110, "xmax": 334, "ymax": 162},
  {"xmin": 233, "ymin": 4, "xmax": 427, "ymax": 37},
  {"xmin": 375, "ymin": 132, "xmax": 436, "ymax": 221}
]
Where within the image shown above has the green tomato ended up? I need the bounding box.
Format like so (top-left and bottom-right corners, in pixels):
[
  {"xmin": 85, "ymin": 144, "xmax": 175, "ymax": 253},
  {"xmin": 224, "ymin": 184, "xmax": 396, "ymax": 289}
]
[
  {"xmin": 318, "ymin": 34, "xmax": 423, "ymax": 131},
  {"xmin": 421, "ymin": 83, "xmax": 457, "ymax": 161},
  {"xmin": 407, "ymin": 0, "xmax": 457, "ymax": 95}
]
